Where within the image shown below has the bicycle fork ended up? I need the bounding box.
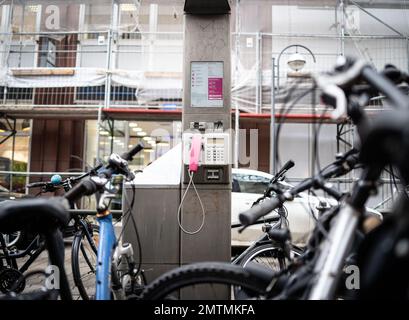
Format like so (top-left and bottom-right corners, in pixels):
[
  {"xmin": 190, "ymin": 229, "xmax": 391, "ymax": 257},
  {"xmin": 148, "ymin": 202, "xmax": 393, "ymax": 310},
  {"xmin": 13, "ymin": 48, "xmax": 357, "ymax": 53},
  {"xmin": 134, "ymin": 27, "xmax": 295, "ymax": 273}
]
[
  {"xmin": 95, "ymin": 212, "xmax": 118, "ymax": 300},
  {"xmin": 97, "ymin": 212, "xmax": 133, "ymax": 300},
  {"xmin": 308, "ymin": 204, "xmax": 360, "ymax": 299}
]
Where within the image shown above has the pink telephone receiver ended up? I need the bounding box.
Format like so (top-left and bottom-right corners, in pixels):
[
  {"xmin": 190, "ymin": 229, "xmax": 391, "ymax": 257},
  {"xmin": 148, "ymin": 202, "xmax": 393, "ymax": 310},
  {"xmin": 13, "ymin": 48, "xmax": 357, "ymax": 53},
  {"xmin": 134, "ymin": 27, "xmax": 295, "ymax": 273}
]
[{"xmin": 189, "ymin": 134, "xmax": 202, "ymax": 172}]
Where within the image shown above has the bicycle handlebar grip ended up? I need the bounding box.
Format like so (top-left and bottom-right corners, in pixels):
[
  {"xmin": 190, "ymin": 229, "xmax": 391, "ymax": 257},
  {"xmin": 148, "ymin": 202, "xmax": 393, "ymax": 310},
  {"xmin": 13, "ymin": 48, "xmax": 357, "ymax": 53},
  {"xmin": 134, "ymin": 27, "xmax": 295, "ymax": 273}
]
[
  {"xmin": 121, "ymin": 142, "xmax": 144, "ymax": 161},
  {"xmin": 239, "ymin": 197, "xmax": 282, "ymax": 226},
  {"xmin": 281, "ymin": 160, "xmax": 295, "ymax": 172},
  {"xmin": 64, "ymin": 179, "xmax": 97, "ymax": 203},
  {"xmin": 26, "ymin": 182, "xmax": 47, "ymax": 188}
]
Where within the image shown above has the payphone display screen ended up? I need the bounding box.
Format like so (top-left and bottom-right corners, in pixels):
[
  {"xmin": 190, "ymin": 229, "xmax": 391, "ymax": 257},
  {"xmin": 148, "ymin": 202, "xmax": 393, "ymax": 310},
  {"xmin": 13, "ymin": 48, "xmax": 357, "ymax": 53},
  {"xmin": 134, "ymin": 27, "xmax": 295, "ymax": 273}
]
[{"xmin": 191, "ymin": 62, "xmax": 223, "ymax": 107}]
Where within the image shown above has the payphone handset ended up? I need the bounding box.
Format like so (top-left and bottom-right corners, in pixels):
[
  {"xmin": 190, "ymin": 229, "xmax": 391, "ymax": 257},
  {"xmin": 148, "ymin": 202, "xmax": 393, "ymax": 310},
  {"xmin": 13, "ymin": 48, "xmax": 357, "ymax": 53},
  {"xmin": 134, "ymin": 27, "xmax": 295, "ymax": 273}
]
[{"xmin": 182, "ymin": 132, "xmax": 230, "ymax": 167}]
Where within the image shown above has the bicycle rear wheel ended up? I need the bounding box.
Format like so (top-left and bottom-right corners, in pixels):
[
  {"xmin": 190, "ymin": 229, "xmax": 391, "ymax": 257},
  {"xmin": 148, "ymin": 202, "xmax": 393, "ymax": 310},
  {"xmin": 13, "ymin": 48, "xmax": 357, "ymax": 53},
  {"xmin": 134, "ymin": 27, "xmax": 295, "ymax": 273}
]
[
  {"xmin": 71, "ymin": 224, "xmax": 99, "ymax": 300},
  {"xmin": 239, "ymin": 244, "xmax": 287, "ymax": 270},
  {"xmin": 141, "ymin": 262, "xmax": 269, "ymax": 300}
]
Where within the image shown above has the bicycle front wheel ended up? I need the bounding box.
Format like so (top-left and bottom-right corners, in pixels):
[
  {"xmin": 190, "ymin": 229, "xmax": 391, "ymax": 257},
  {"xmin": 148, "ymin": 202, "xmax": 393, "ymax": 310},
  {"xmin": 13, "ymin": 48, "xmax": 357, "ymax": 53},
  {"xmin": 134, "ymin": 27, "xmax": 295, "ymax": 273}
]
[
  {"xmin": 141, "ymin": 262, "xmax": 269, "ymax": 300},
  {"xmin": 71, "ymin": 224, "xmax": 99, "ymax": 300}
]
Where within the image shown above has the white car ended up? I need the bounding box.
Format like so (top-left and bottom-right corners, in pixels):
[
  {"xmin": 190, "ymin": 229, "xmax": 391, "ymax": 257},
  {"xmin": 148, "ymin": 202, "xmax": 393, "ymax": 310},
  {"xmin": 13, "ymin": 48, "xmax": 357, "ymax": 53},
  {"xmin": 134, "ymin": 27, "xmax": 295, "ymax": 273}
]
[{"xmin": 231, "ymin": 168, "xmax": 381, "ymax": 247}]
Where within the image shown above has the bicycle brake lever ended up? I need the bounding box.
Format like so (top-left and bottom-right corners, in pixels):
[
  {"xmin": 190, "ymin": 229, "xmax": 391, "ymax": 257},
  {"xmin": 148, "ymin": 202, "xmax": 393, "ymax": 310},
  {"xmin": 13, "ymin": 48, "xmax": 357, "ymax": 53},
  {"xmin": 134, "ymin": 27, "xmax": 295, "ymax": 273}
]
[{"xmin": 238, "ymin": 225, "xmax": 248, "ymax": 234}]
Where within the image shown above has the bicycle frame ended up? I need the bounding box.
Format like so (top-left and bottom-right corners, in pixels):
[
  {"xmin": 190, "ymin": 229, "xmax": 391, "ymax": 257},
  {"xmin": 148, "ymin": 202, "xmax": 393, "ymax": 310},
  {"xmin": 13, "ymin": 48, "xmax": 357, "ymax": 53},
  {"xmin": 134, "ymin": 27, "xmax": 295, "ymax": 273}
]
[{"xmin": 95, "ymin": 211, "xmax": 116, "ymax": 300}]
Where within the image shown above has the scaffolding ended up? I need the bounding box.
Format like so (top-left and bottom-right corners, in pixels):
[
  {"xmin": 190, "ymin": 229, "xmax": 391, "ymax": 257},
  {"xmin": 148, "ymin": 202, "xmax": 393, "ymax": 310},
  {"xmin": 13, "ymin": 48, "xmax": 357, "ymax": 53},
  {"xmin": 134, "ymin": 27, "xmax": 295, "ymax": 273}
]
[{"xmin": 0, "ymin": 0, "xmax": 407, "ymax": 209}]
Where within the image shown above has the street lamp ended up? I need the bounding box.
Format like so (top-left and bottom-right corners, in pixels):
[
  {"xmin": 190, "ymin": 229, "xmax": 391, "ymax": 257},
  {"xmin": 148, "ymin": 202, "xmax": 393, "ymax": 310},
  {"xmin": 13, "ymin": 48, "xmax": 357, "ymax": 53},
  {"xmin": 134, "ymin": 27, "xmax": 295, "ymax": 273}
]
[
  {"xmin": 270, "ymin": 44, "xmax": 316, "ymax": 175},
  {"xmin": 287, "ymin": 52, "xmax": 307, "ymax": 72}
]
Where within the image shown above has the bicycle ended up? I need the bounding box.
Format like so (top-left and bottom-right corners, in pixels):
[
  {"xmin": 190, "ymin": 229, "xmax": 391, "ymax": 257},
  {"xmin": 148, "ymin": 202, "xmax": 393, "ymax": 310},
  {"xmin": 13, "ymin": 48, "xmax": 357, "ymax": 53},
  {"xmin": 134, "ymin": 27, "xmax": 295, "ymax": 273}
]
[
  {"xmin": 231, "ymin": 160, "xmax": 304, "ymax": 271},
  {"xmin": 0, "ymin": 143, "xmax": 145, "ymax": 300},
  {"xmin": 239, "ymin": 58, "xmax": 409, "ymax": 299},
  {"xmin": 140, "ymin": 58, "xmax": 399, "ymax": 300},
  {"xmin": 0, "ymin": 169, "xmax": 101, "ymax": 298},
  {"xmin": 140, "ymin": 148, "xmax": 367, "ymax": 300}
]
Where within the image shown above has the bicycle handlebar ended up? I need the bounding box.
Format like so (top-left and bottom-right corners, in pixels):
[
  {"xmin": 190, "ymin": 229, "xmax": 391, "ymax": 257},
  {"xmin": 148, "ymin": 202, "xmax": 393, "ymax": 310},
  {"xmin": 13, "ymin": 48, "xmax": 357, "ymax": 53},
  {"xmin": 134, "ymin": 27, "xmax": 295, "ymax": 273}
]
[
  {"xmin": 239, "ymin": 150, "xmax": 359, "ymax": 227},
  {"xmin": 26, "ymin": 181, "xmax": 51, "ymax": 189},
  {"xmin": 120, "ymin": 142, "xmax": 144, "ymax": 162},
  {"xmin": 26, "ymin": 163, "xmax": 104, "ymax": 192},
  {"xmin": 239, "ymin": 197, "xmax": 282, "ymax": 226},
  {"xmin": 316, "ymin": 57, "xmax": 409, "ymax": 121},
  {"xmin": 64, "ymin": 143, "xmax": 144, "ymax": 204}
]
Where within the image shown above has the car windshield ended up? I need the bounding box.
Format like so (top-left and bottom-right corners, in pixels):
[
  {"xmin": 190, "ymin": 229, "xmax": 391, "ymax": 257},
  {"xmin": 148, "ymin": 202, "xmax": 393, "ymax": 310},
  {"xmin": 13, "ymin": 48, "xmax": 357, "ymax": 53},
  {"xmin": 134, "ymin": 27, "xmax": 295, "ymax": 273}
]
[
  {"xmin": 277, "ymin": 181, "xmax": 292, "ymax": 191},
  {"xmin": 232, "ymin": 173, "xmax": 270, "ymax": 194}
]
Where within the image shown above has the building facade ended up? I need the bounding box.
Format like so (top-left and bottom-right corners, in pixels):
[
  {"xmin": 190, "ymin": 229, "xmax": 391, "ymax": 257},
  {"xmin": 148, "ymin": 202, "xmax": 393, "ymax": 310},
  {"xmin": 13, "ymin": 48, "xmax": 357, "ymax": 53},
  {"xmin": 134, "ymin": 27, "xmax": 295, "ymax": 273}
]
[{"xmin": 0, "ymin": 0, "xmax": 407, "ymax": 210}]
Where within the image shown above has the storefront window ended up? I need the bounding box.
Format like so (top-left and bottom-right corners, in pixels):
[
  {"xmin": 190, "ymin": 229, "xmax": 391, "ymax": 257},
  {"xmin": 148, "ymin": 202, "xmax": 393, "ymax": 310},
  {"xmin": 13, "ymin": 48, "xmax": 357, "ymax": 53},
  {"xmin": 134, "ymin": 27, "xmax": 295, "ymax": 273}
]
[
  {"xmin": 0, "ymin": 119, "xmax": 31, "ymax": 194},
  {"xmin": 85, "ymin": 119, "xmax": 181, "ymax": 210},
  {"xmin": 86, "ymin": 119, "xmax": 181, "ymax": 171}
]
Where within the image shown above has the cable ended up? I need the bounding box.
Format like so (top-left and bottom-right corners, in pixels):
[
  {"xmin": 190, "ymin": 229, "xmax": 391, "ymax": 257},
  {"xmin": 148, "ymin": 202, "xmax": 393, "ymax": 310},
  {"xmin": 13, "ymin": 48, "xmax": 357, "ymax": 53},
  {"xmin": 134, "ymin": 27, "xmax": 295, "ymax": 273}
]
[
  {"xmin": 274, "ymin": 79, "xmax": 306, "ymax": 168},
  {"xmin": 116, "ymin": 180, "xmax": 143, "ymax": 276},
  {"xmin": 390, "ymin": 165, "xmax": 409, "ymax": 200},
  {"xmin": 275, "ymin": 82, "xmax": 316, "ymax": 168},
  {"xmin": 177, "ymin": 171, "xmax": 206, "ymax": 235},
  {"xmin": 129, "ymin": 183, "xmax": 142, "ymax": 276}
]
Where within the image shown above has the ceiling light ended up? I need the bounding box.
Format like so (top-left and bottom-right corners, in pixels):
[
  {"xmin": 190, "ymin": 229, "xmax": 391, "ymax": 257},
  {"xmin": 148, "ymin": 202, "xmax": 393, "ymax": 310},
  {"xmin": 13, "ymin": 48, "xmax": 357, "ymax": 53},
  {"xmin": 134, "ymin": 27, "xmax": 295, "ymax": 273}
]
[
  {"xmin": 157, "ymin": 141, "xmax": 169, "ymax": 147},
  {"xmin": 287, "ymin": 53, "xmax": 307, "ymax": 72},
  {"xmin": 132, "ymin": 127, "xmax": 142, "ymax": 132},
  {"xmin": 121, "ymin": 3, "xmax": 137, "ymax": 12},
  {"xmin": 129, "ymin": 122, "xmax": 138, "ymax": 128},
  {"xmin": 143, "ymin": 136, "xmax": 153, "ymax": 141},
  {"xmin": 100, "ymin": 130, "xmax": 109, "ymax": 136},
  {"xmin": 27, "ymin": 5, "xmax": 40, "ymax": 12},
  {"xmin": 136, "ymin": 131, "xmax": 146, "ymax": 137}
]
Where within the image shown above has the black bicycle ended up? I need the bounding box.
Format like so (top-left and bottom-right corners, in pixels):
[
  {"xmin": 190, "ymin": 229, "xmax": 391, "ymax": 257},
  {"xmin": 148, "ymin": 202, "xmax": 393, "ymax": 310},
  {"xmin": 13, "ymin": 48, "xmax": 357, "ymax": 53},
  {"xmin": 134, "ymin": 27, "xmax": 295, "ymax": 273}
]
[
  {"xmin": 141, "ymin": 59, "xmax": 405, "ymax": 300},
  {"xmin": 0, "ymin": 143, "xmax": 144, "ymax": 300},
  {"xmin": 140, "ymin": 149, "xmax": 363, "ymax": 300},
  {"xmin": 0, "ymin": 167, "xmax": 101, "ymax": 299},
  {"xmin": 231, "ymin": 160, "xmax": 304, "ymax": 271}
]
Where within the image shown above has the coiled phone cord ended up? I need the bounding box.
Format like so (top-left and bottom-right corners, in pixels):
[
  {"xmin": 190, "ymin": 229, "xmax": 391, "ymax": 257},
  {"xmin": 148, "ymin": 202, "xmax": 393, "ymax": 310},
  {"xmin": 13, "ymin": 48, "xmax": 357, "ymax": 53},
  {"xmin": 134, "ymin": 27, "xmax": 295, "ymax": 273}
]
[{"xmin": 177, "ymin": 171, "xmax": 206, "ymax": 235}]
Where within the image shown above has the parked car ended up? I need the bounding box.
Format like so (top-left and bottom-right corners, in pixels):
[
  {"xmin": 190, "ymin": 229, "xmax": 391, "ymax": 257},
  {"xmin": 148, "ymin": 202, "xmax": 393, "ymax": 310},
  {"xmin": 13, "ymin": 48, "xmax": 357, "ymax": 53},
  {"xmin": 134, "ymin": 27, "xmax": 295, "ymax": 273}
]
[{"xmin": 231, "ymin": 168, "xmax": 381, "ymax": 247}]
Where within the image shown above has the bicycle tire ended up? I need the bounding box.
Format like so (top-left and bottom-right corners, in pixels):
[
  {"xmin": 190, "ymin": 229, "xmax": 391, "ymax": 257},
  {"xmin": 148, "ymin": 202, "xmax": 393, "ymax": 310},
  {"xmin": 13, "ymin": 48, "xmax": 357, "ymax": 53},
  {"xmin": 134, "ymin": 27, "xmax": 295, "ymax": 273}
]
[
  {"xmin": 71, "ymin": 224, "xmax": 99, "ymax": 300},
  {"xmin": 140, "ymin": 262, "xmax": 269, "ymax": 300},
  {"xmin": 238, "ymin": 244, "xmax": 287, "ymax": 270}
]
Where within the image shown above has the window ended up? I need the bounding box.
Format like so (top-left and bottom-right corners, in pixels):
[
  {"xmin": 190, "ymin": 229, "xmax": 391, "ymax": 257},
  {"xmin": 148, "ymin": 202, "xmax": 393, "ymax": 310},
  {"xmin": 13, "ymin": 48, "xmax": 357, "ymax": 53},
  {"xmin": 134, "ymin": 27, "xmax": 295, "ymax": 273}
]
[
  {"xmin": 119, "ymin": 3, "xmax": 142, "ymax": 39},
  {"xmin": 85, "ymin": 120, "xmax": 181, "ymax": 171},
  {"xmin": 233, "ymin": 173, "xmax": 270, "ymax": 194},
  {"xmin": 0, "ymin": 119, "xmax": 31, "ymax": 194},
  {"xmin": 83, "ymin": 1, "xmax": 112, "ymax": 39}
]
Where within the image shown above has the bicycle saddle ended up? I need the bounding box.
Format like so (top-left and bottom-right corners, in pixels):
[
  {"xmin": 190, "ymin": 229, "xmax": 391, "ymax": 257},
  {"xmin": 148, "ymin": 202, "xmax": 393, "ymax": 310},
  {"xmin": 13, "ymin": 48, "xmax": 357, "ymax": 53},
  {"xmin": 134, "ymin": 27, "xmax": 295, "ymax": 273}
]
[{"xmin": 0, "ymin": 197, "xmax": 70, "ymax": 233}]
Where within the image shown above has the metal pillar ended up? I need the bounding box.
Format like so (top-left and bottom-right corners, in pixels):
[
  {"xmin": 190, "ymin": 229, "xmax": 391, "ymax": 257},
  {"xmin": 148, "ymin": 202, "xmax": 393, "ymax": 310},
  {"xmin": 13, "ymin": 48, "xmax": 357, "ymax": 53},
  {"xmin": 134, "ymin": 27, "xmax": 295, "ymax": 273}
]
[
  {"xmin": 270, "ymin": 57, "xmax": 276, "ymax": 175},
  {"xmin": 339, "ymin": 0, "xmax": 345, "ymax": 56},
  {"xmin": 255, "ymin": 32, "xmax": 262, "ymax": 114},
  {"xmin": 181, "ymin": 0, "xmax": 231, "ymax": 299},
  {"xmin": 234, "ymin": 0, "xmax": 240, "ymax": 168}
]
